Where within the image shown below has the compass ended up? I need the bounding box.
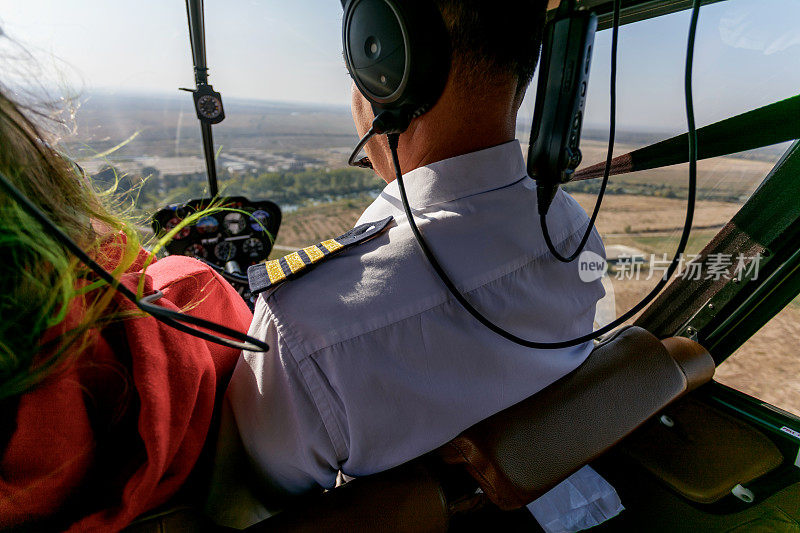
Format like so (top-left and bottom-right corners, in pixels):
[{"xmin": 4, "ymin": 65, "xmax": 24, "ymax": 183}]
[
  {"xmin": 187, "ymin": 85, "xmax": 225, "ymax": 125},
  {"xmin": 198, "ymin": 94, "xmax": 222, "ymax": 120}
]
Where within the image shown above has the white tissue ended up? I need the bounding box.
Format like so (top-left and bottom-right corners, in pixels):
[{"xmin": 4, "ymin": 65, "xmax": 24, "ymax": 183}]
[{"xmin": 526, "ymin": 465, "xmax": 624, "ymax": 533}]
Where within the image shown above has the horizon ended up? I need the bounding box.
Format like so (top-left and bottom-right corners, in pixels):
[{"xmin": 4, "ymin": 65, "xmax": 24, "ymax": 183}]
[
  {"xmin": 1, "ymin": 0, "xmax": 799, "ymax": 133},
  {"xmin": 66, "ymin": 89, "xmax": 688, "ymax": 136}
]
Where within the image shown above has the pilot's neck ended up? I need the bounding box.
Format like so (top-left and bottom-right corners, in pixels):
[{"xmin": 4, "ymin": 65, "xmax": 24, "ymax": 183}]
[{"xmin": 383, "ymin": 80, "xmax": 521, "ymax": 184}]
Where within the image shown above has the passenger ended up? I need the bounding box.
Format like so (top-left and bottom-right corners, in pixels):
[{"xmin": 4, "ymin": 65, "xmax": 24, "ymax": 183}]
[
  {"xmin": 0, "ymin": 85, "xmax": 252, "ymax": 530},
  {"xmin": 215, "ymin": 1, "xmax": 619, "ymax": 530}
]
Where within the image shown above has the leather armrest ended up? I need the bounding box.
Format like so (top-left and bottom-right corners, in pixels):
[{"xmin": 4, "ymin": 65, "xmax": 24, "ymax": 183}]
[
  {"xmin": 437, "ymin": 326, "xmax": 709, "ymax": 510},
  {"xmin": 662, "ymin": 336, "xmax": 714, "ymax": 393}
]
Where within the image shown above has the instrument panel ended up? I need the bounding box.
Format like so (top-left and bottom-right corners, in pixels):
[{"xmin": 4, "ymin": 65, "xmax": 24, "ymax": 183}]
[{"xmin": 151, "ymin": 196, "xmax": 281, "ymax": 304}]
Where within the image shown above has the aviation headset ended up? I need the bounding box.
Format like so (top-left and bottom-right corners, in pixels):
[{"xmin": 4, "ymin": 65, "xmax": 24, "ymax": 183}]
[
  {"xmin": 342, "ymin": 0, "xmax": 451, "ymax": 135},
  {"xmin": 343, "ymin": 0, "xmax": 702, "ymax": 349}
]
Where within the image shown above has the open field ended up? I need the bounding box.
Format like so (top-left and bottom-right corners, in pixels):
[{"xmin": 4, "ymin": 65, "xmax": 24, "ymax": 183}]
[
  {"xmin": 269, "ymin": 196, "xmax": 375, "ymax": 256},
  {"xmin": 575, "ymin": 139, "xmax": 781, "ymax": 202},
  {"xmin": 571, "ymin": 191, "xmax": 739, "ymax": 235},
  {"xmin": 714, "ymin": 307, "xmax": 800, "ymax": 416},
  {"xmin": 271, "ymin": 192, "xmax": 740, "ymax": 254}
]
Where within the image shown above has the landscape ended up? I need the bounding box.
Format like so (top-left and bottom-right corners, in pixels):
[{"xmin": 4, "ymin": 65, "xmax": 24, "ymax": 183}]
[{"xmin": 58, "ymin": 92, "xmax": 798, "ymax": 415}]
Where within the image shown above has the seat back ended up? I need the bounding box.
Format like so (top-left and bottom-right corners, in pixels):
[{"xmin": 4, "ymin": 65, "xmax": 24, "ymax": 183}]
[{"xmin": 436, "ymin": 326, "xmax": 714, "ymax": 510}]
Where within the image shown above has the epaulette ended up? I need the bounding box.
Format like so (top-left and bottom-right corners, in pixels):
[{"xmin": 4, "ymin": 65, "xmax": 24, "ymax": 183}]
[{"xmin": 247, "ymin": 216, "xmax": 393, "ymax": 295}]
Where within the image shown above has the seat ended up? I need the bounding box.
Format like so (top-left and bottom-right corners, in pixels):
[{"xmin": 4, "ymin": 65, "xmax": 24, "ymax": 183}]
[
  {"xmin": 436, "ymin": 326, "xmax": 714, "ymax": 510},
  {"xmin": 126, "ymin": 326, "xmax": 714, "ymax": 532}
]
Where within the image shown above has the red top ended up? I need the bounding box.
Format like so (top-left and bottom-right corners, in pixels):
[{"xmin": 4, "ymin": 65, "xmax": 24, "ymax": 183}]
[{"xmin": 0, "ymin": 246, "xmax": 252, "ymax": 531}]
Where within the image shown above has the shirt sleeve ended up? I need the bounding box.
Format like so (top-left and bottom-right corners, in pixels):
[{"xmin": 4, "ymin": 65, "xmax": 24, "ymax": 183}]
[{"xmin": 226, "ymin": 296, "xmax": 342, "ymax": 498}]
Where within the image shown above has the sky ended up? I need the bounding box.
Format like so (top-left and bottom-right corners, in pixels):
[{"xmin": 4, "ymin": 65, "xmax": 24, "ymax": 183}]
[{"xmin": 0, "ymin": 0, "xmax": 799, "ymax": 132}]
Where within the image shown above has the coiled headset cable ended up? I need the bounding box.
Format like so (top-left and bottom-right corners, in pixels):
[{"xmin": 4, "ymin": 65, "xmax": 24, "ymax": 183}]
[{"xmin": 385, "ymin": 0, "xmax": 701, "ymax": 349}]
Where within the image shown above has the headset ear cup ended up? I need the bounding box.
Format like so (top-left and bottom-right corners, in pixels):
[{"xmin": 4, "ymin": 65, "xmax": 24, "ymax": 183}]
[{"xmin": 343, "ymin": 0, "xmax": 450, "ymax": 130}]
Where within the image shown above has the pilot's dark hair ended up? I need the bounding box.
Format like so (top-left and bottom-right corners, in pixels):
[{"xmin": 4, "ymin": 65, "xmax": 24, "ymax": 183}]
[{"xmin": 433, "ymin": 0, "xmax": 548, "ymax": 96}]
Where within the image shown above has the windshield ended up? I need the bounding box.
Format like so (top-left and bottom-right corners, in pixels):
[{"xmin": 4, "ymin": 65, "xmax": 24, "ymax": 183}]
[{"xmin": 1, "ymin": 0, "xmax": 799, "ymax": 300}]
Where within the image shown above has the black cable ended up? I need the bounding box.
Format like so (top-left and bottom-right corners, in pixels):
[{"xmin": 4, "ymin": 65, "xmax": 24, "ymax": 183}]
[
  {"xmin": 198, "ymin": 258, "xmax": 250, "ymax": 284},
  {"xmin": 348, "ymin": 127, "xmax": 377, "ymax": 168},
  {"xmin": 0, "ymin": 170, "xmax": 269, "ymax": 353},
  {"xmin": 541, "ymin": 0, "xmax": 620, "ymax": 263},
  {"xmin": 388, "ymin": 0, "xmax": 700, "ymax": 349}
]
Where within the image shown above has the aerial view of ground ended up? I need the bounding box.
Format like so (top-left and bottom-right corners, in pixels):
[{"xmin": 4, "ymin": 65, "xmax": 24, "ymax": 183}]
[{"xmin": 67, "ymin": 94, "xmax": 798, "ymax": 417}]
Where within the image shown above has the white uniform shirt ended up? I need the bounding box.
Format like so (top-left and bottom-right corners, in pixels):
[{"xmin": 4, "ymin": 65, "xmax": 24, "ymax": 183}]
[{"xmin": 228, "ymin": 140, "xmax": 606, "ymax": 498}]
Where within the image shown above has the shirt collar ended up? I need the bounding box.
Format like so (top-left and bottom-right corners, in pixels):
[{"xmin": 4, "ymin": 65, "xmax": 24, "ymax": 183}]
[{"xmin": 380, "ymin": 140, "xmax": 527, "ymax": 208}]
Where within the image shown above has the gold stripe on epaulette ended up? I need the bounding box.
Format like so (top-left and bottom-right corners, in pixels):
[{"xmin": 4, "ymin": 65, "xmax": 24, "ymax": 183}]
[
  {"xmin": 303, "ymin": 245, "xmax": 325, "ymax": 263},
  {"xmin": 320, "ymin": 239, "xmax": 344, "ymax": 253},
  {"xmin": 285, "ymin": 252, "xmax": 305, "ymax": 273},
  {"xmin": 265, "ymin": 259, "xmax": 286, "ymax": 284},
  {"xmin": 248, "ymin": 216, "xmax": 393, "ymax": 295}
]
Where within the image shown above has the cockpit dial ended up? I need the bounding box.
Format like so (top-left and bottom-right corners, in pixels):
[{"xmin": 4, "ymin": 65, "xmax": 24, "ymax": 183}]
[
  {"xmin": 250, "ymin": 209, "xmax": 271, "ymax": 232},
  {"xmin": 165, "ymin": 217, "xmax": 191, "ymax": 240},
  {"xmin": 223, "ymin": 213, "xmax": 247, "ymax": 235},
  {"xmin": 243, "ymin": 238, "xmax": 266, "ymax": 258},
  {"xmin": 214, "ymin": 241, "xmax": 237, "ymax": 262},
  {"xmin": 183, "ymin": 243, "xmax": 207, "ymax": 258},
  {"xmin": 196, "ymin": 215, "xmax": 220, "ymax": 235},
  {"xmin": 197, "ymin": 94, "xmax": 223, "ymax": 120},
  {"xmin": 152, "ymin": 197, "xmax": 281, "ymax": 307}
]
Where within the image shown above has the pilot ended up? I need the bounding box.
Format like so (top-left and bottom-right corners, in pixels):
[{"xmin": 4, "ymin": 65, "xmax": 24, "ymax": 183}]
[{"xmin": 218, "ymin": 0, "xmax": 618, "ymax": 530}]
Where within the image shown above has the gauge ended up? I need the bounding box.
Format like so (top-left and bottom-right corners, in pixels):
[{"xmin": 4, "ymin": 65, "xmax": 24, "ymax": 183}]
[
  {"xmin": 165, "ymin": 217, "xmax": 191, "ymax": 240},
  {"xmin": 183, "ymin": 243, "xmax": 207, "ymax": 259},
  {"xmin": 250, "ymin": 209, "xmax": 271, "ymax": 232},
  {"xmin": 197, "ymin": 94, "xmax": 223, "ymax": 120},
  {"xmin": 243, "ymin": 238, "xmax": 266, "ymax": 258},
  {"xmin": 214, "ymin": 241, "xmax": 237, "ymax": 262},
  {"xmin": 222, "ymin": 212, "xmax": 247, "ymax": 235},
  {"xmin": 190, "ymin": 86, "xmax": 225, "ymax": 124},
  {"xmin": 196, "ymin": 215, "xmax": 219, "ymax": 235}
]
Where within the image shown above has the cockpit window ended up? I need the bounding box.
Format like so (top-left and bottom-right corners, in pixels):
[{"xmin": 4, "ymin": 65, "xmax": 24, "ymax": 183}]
[
  {"xmin": 517, "ymin": 0, "xmax": 800, "ymax": 327},
  {"xmin": 1, "ymin": 1, "xmax": 371, "ymax": 250},
  {"xmin": 2, "ymin": 0, "xmax": 798, "ymax": 326}
]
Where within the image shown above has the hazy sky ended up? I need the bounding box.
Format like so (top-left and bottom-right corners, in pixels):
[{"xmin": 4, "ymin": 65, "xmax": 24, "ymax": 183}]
[{"xmin": 1, "ymin": 0, "xmax": 799, "ymax": 131}]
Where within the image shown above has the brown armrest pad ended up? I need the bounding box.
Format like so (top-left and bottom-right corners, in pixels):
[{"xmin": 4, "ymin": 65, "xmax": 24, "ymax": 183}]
[
  {"xmin": 437, "ymin": 326, "xmax": 689, "ymax": 510},
  {"xmin": 662, "ymin": 336, "xmax": 715, "ymax": 393}
]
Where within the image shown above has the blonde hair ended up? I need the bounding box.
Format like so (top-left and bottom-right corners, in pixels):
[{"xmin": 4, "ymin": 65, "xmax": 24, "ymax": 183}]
[{"xmin": 0, "ymin": 89, "xmax": 143, "ymax": 399}]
